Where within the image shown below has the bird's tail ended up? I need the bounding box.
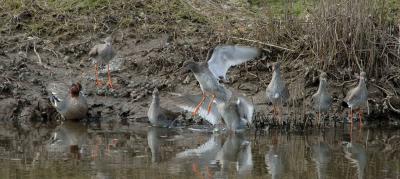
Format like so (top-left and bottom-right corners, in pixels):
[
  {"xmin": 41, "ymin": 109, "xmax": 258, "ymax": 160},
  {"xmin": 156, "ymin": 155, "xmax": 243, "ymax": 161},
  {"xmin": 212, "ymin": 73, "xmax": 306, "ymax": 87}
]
[{"xmin": 341, "ymin": 101, "xmax": 349, "ymax": 108}]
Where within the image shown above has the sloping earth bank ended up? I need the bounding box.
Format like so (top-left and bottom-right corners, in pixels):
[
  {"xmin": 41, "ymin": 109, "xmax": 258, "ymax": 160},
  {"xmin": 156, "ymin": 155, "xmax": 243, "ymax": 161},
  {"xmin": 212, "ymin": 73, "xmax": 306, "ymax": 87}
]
[{"xmin": 1, "ymin": 0, "xmax": 400, "ymax": 135}]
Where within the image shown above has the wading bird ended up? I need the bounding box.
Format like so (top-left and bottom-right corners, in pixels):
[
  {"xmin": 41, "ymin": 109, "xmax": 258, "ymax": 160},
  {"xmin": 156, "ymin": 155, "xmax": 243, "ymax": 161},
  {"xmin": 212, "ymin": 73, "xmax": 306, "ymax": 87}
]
[
  {"xmin": 216, "ymin": 96, "xmax": 254, "ymax": 132},
  {"xmin": 89, "ymin": 36, "xmax": 116, "ymax": 88},
  {"xmin": 182, "ymin": 45, "xmax": 261, "ymax": 116},
  {"xmin": 148, "ymin": 88, "xmax": 179, "ymax": 128},
  {"xmin": 311, "ymin": 72, "xmax": 332, "ymax": 126},
  {"xmin": 342, "ymin": 72, "xmax": 368, "ymax": 127},
  {"xmin": 265, "ymin": 62, "xmax": 289, "ymax": 124},
  {"xmin": 171, "ymin": 88, "xmax": 254, "ymax": 132}
]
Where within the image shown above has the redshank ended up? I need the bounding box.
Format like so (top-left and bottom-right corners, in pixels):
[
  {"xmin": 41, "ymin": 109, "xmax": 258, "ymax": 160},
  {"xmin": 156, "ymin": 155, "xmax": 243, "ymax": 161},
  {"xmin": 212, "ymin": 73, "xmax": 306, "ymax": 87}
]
[
  {"xmin": 89, "ymin": 36, "xmax": 116, "ymax": 88},
  {"xmin": 182, "ymin": 45, "xmax": 261, "ymax": 116},
  {"xmin": 342, "ymin": 72, "xmax": 368, "ymax": 127},
  {"xmin": 265, "ymin": 62, "xmax": 289, "ymax": 124},
  {"xmin": 148, "ymin": 88, "xmax": 178, "ymax": 128},
  {"xmin": 311, "ymin": 72, "xmax": 332, "ymax": 126}
]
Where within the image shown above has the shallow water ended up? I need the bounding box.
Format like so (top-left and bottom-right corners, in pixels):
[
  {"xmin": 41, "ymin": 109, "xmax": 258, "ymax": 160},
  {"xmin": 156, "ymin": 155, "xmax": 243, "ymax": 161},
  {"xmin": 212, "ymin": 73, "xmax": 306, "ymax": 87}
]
[{"xmin": 0, "ymin": 121, "xmax": 399, "ymax": 179}]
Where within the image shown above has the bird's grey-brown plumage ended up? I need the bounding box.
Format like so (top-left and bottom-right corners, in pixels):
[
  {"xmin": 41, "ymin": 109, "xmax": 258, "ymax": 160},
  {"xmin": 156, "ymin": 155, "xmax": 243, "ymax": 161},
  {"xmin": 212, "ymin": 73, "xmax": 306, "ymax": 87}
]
[
  {"xmin": 148, "ymin": 88, "xmax": 178, "ymax": 127},
  {"xmin": 215, "ymin": 89, "xmax": 254, "ymax": 132},
  {"xmin": 343, "ymin": 72, "xmax": 368, "ymax": 110},
  {"xmin": 207, "ymin": 45, "xmax": 261, "ymax": 81},
  {"xmin": 48, "ymin": 82, "xmax": 88, "ymax": 121},
  {"xmin": 265, "ymin": 62, "xmax": 289, "ymax": 105},
  {"xmin": 311, "ymin": 72, "xmax": 332, "ymax": 113},
  {"xmin": 182, "ymin": 45, "xmax": 261, "ymax": 116},
  {"xmin": 171, "ymin": 87, "xmax": 254, "ymax": 129},
  {"xmin": 182, "ymin": 61, "xmax": 232, "ymax": 103},
  {"xmin": 89, "ymin": 36, "xmax": 115, "ymax": 65}
]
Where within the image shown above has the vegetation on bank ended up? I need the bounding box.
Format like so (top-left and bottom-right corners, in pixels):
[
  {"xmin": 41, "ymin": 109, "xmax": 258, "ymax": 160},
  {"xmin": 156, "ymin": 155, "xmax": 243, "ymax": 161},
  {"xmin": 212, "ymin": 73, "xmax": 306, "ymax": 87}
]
[{"xmin": 1, "ymin": 0, "xmax": 399, "ymax": 100}]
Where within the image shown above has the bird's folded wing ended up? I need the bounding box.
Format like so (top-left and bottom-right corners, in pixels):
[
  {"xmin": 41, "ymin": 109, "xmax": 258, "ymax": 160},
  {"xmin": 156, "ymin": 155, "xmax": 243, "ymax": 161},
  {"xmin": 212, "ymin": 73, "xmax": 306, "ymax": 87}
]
[
  {"xmin": 88, "ymin": 44, "xmax": 100, "ymax": 57},
  {"xmin": 345, "ymin": 87, "xmax": 361, "ymax": 104},
  {"xmin": 47, "ymin": 82, "xmax": 69, "ymax": 105},
  {"xmin": 207, "ymin": 45, "xmax": 261, "ymax": 80},
  {"xmin": 170, "ymin": 94, "xmax": 222, "ymax": 125}
]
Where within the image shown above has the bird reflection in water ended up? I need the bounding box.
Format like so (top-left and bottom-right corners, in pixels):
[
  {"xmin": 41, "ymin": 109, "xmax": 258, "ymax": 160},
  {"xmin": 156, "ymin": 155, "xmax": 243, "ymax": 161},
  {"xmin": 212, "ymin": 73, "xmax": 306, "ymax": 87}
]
[
  {"xmin": 310, "ymin": 134, "xmax": 332, "ymax": 179},
  {"xmin": 342, "ymin": 129, "xmax": 367, "ymax": 179},
  {"xmin": 265, "ymin": 136, "xmax": 284, "ymax": 179},
  {"xmin": 147, "ymin": 127, "xmax": 180, "ymax": 163},
  {"xmin": 175, "ymin": 133, "xmax": 253, "ymax": 178}
]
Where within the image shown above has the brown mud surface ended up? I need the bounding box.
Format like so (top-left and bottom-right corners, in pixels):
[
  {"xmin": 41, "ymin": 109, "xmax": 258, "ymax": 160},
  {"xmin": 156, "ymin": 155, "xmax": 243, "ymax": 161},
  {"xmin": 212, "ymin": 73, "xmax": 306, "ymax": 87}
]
[{"xmin": 1, "ymin": 0, "xmax": 400, "ymax": 135}]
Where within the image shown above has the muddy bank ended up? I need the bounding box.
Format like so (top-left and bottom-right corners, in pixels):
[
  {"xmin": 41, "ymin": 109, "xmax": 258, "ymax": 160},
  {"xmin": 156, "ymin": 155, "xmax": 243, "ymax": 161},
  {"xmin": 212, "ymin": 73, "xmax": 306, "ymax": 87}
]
[{"xmin": 1, "ymin": 0, "xmax": 400, "ymax": 132}]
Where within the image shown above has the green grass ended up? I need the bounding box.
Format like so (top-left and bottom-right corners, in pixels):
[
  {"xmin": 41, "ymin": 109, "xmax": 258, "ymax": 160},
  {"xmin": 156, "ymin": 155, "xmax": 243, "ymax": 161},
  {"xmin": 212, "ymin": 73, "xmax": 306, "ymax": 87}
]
[{"xmin": 0, "ymin": 0, "xmax": 209, "ymax": 38}]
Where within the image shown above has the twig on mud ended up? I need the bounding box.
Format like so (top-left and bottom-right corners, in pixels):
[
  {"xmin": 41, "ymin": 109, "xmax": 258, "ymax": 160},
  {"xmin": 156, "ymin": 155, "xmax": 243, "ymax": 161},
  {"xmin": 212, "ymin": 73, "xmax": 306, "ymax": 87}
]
[
  {"xmin": 231, "ymin": 36, "xmax": 294, "ymax": 52},
  {"xmin": 332, "ymin": 79, "xmax": 357, "ymax": 87},
  {"xmin": 33, "ymin": 41, "xmax": 42, "ymax": 65},
  {"xmin": 387, "ymin": 97, "xmax": 400, "ymax": 114},
  {"xmin": 371, "ymin": 83, "xmax": 400, "ymax": 114},
  {"xmin": 371, "ymin": 83, "xmax": 393, "ymax": 96},
  {"xmin": 29, "ymin": 36, "xmax": 52, "ymax": 70}
]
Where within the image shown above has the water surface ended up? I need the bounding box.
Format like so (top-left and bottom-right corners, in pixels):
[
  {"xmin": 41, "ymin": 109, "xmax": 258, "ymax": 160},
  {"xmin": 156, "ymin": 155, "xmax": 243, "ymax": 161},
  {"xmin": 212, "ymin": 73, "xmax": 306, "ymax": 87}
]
[{"xmin": 0, "ymin": 121, "xmax": 399, "ymax": 179}]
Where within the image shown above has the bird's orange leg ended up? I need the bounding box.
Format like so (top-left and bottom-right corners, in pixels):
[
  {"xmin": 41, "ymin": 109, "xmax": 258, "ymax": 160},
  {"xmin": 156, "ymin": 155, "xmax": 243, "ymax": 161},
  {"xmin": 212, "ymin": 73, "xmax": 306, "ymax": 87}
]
[
  {"xmin": 207, "ymin": 94, "xmax": 215, "ymax": 114},
  {"xmin": 349, "ymin": 109, "xmax": 353, "ymax": 129},
  {"xmin": 95, "ymin": 64, "xmax": 102, "ymax": 87},
  {"xmin": 278, "ymin": 106, "xmax": 283, "ymax": 125},
  {"xmin": 192, "ymin": 163, "xmax": 204, "ymax": 179},
  {"xmin": 272, "ymin": 105, "xmax": 277, "ymax": 122},
  {"xmin": 358, "ymin": 109, "xmax": 363, "ymax": 128},
  {"xmin": 193, "ymin": 94, "xmax": 206, "ymax": 116},
  {"xmin": 206, "ymin": 165, "xmax": 212, "ymax": 179},
  {"xmin": 107, "ymin": 64, "xmax": 113, "ymax": 89},
  {"xmin": 316, "ymin": 112, "xmax": 321, "ymax": 127}
]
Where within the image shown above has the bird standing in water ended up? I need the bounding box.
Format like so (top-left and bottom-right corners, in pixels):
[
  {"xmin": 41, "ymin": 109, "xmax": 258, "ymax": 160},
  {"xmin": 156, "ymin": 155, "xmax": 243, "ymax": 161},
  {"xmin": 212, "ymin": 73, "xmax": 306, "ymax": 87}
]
[
  {"xmin": 89, "ymin": 36, "xmax": 116, "ymax": 88},
  {"xmin": 265, "ymin": 62, "xmax": 289, "ymax": 124},
  {"xmin": 311, "ymin": 72, "xmax": 332, "ymax": 126},
  {"xmin": 171, "ymin": 87, "xmax": 254, "ymax": 132},
  {"xmin": 342, "ymin": 72, "xmax": 368, "ymax": 128},
  {"xmin": 182, "ymin": 45, "xmax": 261, "ymax": 116},
  {"xmin": 216, "ymin": 96, "xmax": 254, "ymax": 133},
  {"xmin": 148, "ymin": 88, "xmax": 178, "ymax": 128}
]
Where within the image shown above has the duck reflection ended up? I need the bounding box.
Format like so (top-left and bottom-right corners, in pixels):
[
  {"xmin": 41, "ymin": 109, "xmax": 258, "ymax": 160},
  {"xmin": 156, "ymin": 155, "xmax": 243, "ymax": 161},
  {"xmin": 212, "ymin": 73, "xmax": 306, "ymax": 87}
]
[
  {"xmin": 343, "ymin": 140, "xmax": 367, "ymax": 179},
  {"xmin": 147, "ymin": 127, "xmax": 179, "ymax": 163},
  {"xmin": 47, "ymin": 121, "xmax": 89, "ymax": 159},
  {"xmin": 175, "ymin": 133, "xmax": 253, "ymax": 177},
  {"xmin": 265, "ymin": 138, "xmax": 284, "ymax": 179}
]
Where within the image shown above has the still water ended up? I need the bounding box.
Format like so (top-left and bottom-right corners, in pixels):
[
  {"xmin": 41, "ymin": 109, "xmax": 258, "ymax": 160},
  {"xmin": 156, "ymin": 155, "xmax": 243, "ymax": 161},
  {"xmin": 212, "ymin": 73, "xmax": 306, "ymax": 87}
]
[{"xmin": 0, "ymin": 121, "xmax": 399, "ymax": 179}]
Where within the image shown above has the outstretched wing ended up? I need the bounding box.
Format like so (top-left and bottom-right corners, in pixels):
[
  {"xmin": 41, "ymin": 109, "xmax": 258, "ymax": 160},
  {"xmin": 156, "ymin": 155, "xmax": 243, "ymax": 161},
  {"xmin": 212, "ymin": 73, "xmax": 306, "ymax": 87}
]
[
  {"xmin": 237, "ymin": 96, "xmax": 254, "ymax": 124},
  {"xmin": 207, "ymin": 45, "xmax": 261, "ymax": 81},
  {"xmin": 170, "ymin": 94, "xmax": 222, "ymax": 125}
]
